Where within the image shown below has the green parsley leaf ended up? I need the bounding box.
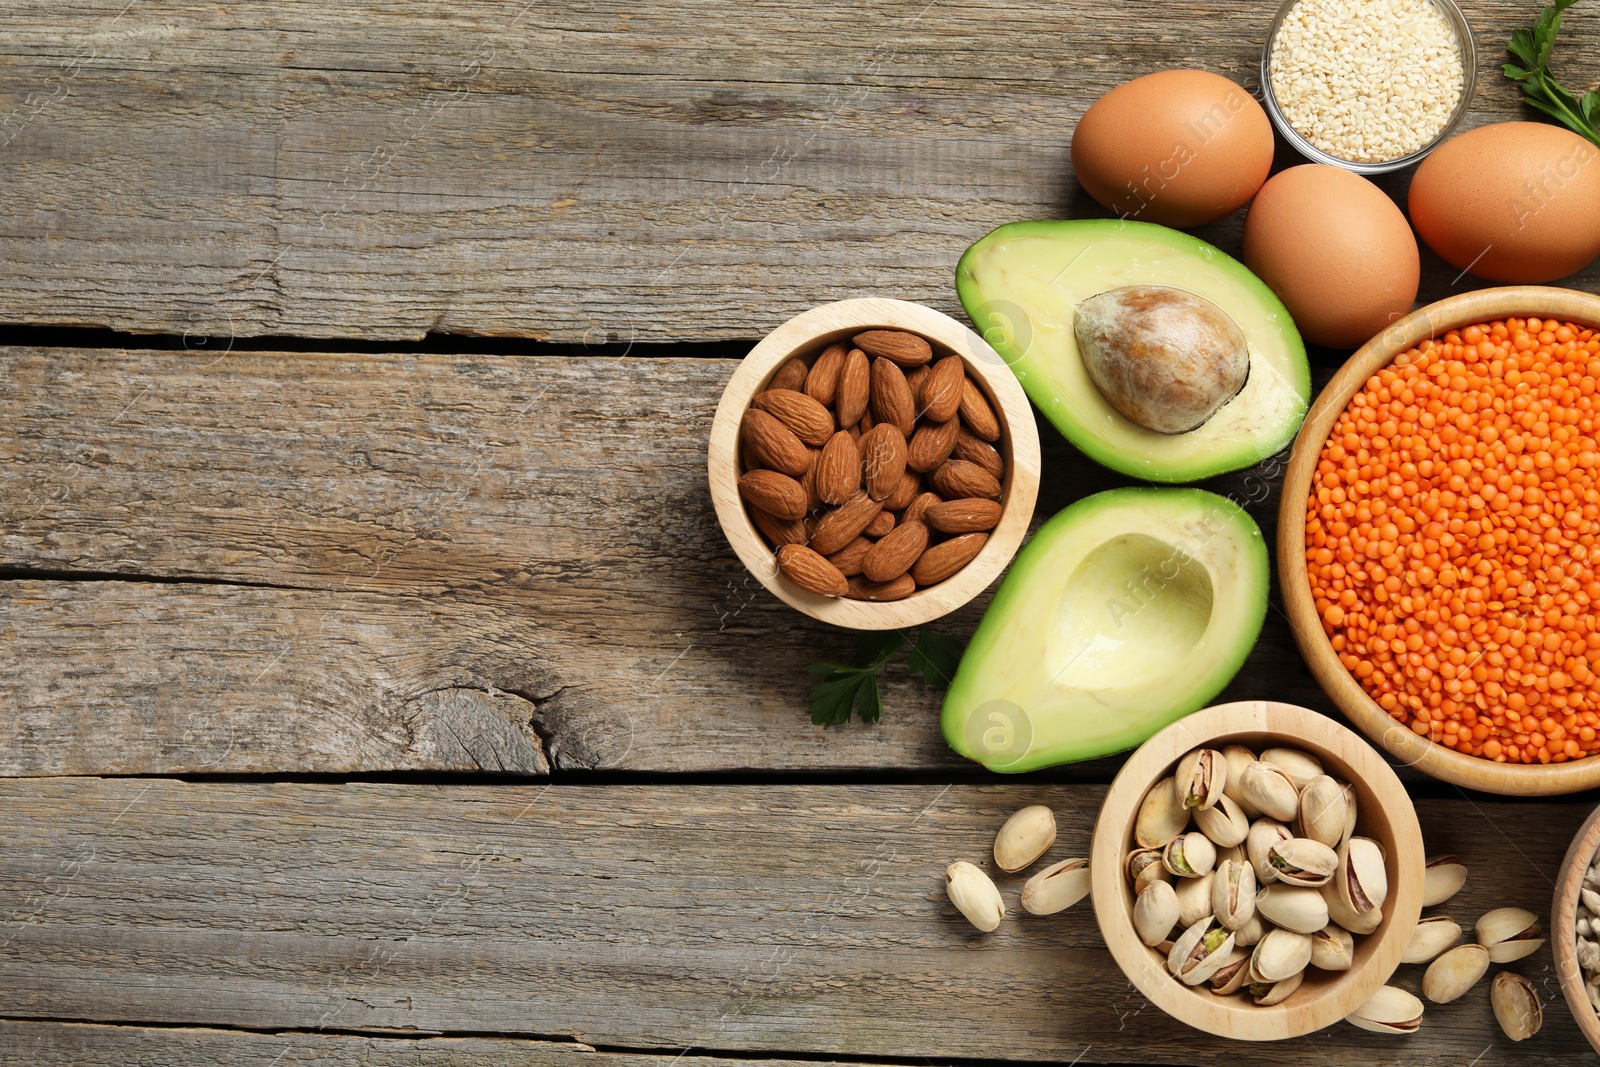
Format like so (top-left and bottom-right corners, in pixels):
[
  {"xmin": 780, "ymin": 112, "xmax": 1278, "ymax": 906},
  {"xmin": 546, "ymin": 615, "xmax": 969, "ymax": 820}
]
[
  {"xmin": 853, "ymin": 630, "xmax": 905, "ymax": 669},
  {"xmin": 804, "ymin": 628, "xmax": 962, "ymax": 727},
  {"xmin": 907, "ymin": 629, "xmax": 965, "ymax": 687},
  {"xmin": 808, "ymin": 665, "xmax": 873, "ymax": 727},
  {"xmin": 1504, "ymin": 0, "xmax": 1599, "ymax": 146}
]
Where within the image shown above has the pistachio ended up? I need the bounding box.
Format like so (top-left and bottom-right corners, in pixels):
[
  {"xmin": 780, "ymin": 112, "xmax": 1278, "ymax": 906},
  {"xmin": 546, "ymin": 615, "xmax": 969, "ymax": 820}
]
[
  {"xmin": 1220, "ymin": 744, "xmax": 1262, "ymax": 818},
  {"xmin": 1125, "ymin": 847, "xmax": 1163, "ymax": 883},
  {"xmin": 1421, "ymin": 854, "xmax": 1467, "ymax": 907},
  {"xmin": 1249, "ymin": 926, "xmax": 1313, "ymax": 982},
  {"xmin": 1260, "ymin": 747, "xmax": 1324, "ymax": 791},
  {"xmin": 1400, "ymin": 915, "xmax": 1461, "ymax": 964},
  {"xmin": 1421, "ymin": 943, "xmax": 1488, "ymax": 1004},
  {"xmin": 1232, "ymin": 911, "xmax": 1268, "ymax": 947},
  {"xmin": 1491, "ymin": 971, "xmax": 1542, "ymax": 1041},
  {"xmin": 1339, "ymin": 782, "xmax": 1358, "ymax": 844},
  {"xmin": 1175, "ymin": 747, "xmax": 1226, "ymax": 810},
  {"xmin": 1322, "ymin": 880, "xmax": 1383, "ymax": 935},
  {"xmin": 1475, "ymin": 906, "xmax": 1543, "ymax": 963},
  {"xmin": 1134, "ymin": 879, "xmax": 1180, "ymax": 946},
  {"xmin": 1194, "ymin": 792, "xmax": 1250, "ymax": 848},
  {"xmin": 1266, "ymin": 837, "xmax": 1339, "ymax": 888},
  {"xmin": 1347, "ymin": 984, "xmax": 1423, "ymax": 1034},
  {"xmin": 1246, "ymin": 818, "xmax": 1294, "ymax": 885},
  {"xmin": 1176, "ymin": 871, "xmax": 1217, "ymax": 929},
  {"xmin": 1250, "ymin": 968, "xmax": 1304, "ymax": 1006},
  {"xmin": 1336, "ymin": 836, "xmax": 1388, "ymax": 914},
  {"xmin": 1212, "ymin": 858, "xmax": 1257, "ymax": 931},
  {"xmin": 1020, "ymin": 857, "xmax": 1089, "ymax": 915},
  {"xmin": 1163, "ymin": 831, "xmax": 1217, "ymax": 879},
  {"xmin": 1168, "ymin": 916, "xmax": 1236, "ymax": 986},
  {"xmin": 1208, "ymin": 946, "xmax": 1252, "ymax": 995},
  {"xmin": 1309, "ymin": 923, "xmax": 1354, "ymax": 971},
  {"xmin": 1136, "ymin": 776, "xmax": 1190, "ymax": 849},
  {"xmin": 1295, "ymin": 775, "xmax": 1349, "ymax": 848},
  {"xmin": 1237, "ymin": 760, "xmax": 1300, "ymax": 822},
  {"xmin": 1215, "ymin": 841, "xmax": 1247, "ymax": 870},
  {"xmin": 993, "ymin": 805, "xmax": 1056, "ymax": 873},
  {"xmin": 1256, "ymin": 883, "xmax": 1330, "ymax": 934},
  {"xmin": 1134, "ymin": 858, "xmax": 1173, "ymax": 896},
  {"xmin": 945, "ymin": 861, "xmax": 1004, "ymax": 932},
  {"xmin": 1584, "ymin": 886, "xmax": 1600, "ymax": 915}
]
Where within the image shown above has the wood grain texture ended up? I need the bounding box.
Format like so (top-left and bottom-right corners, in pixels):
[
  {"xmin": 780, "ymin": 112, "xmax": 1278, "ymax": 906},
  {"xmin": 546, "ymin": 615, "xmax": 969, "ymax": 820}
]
[
  {"xmin": 0, "ymin": 346, "xmax": 1323, "ymax": 775},
  {"xmin": 0, "ymin": 1, "xmax": 1593, "ymax": 342},
  {"xmin": 0, "ymin": 778, "xmax": 1590, "ymax": 1063}
]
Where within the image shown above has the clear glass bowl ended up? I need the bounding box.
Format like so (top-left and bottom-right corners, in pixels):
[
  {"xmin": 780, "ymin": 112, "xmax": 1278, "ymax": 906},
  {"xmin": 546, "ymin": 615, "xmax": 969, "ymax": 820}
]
[{"xmin": 1260, "ymin": 0, "xmax": 1476, "ymax": 175}]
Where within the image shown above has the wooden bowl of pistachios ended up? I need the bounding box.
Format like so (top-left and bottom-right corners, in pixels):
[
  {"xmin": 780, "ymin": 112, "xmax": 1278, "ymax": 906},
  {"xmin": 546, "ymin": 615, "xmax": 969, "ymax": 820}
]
[
  {"xmin": 1089, "ymin": 700, "xmax": 1425, "ymax": 1041},
  {"xmin": 1553, "ymin": 801, "xmax": 1600, "ymax": 1055}
]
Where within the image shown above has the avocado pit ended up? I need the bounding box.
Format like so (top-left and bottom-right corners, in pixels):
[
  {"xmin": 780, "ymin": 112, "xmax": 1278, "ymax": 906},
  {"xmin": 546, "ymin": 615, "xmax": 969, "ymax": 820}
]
[{"xmin": 1074, "ymin": 285, "xmax": 1249, "ymax": 434}]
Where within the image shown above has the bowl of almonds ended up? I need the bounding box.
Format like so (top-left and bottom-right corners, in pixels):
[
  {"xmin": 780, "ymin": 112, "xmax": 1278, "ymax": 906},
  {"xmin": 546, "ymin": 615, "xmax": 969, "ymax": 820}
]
[{"xmin": 708, "ymin": 297, "xmax": 1040, "ymax": 629}]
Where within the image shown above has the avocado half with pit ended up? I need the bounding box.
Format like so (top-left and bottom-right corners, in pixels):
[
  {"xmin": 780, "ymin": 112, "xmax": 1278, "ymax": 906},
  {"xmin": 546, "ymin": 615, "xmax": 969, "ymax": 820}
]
[
  {"xmin": 941, "ymin": 488, "xmax": 1267, "ymax": 772},
  {"xmin": 956, "ymin": 219, "xmax": 1310, "ymax": 482}
]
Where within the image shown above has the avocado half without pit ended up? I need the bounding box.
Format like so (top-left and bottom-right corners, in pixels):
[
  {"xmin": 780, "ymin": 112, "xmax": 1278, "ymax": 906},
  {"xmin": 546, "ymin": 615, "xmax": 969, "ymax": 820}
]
[
  {"xmin": 941, "ymin": 488, "xmax": 1268, "ymax": 772},
  {"xmin": 956, "ymin": 219, "xmax": 1310, "ymax": 482}
]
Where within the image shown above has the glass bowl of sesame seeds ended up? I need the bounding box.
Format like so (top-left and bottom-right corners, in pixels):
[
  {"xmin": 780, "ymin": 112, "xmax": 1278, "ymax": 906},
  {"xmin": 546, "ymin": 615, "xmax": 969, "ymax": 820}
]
[{"xmin": 1261, "ymin": 0, "xmax": 1476, "ymax": 174}]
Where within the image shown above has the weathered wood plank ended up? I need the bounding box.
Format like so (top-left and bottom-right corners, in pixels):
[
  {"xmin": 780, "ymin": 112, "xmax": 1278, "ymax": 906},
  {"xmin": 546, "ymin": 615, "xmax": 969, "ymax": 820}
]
[
  {"xmin": 0, "ymin": 346, "xmax": 1322, "ymax": 775},
  {"xmin": 0, "ymin": 779, "xmax": 1589, "ymax": 1064},
  {"xmin": 0, "ymin": 1, "xmax": 1592, "ymax": 342}
]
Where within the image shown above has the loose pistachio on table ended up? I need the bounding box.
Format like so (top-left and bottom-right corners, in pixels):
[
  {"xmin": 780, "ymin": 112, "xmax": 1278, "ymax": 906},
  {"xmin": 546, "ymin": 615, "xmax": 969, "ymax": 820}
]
[
  {"xmin": 1421, "ymin": 943, "xmax": 1489, "ymax": 1004},
  {"xmin": 1421, "ymin": 854, "xmax": 1467, "ymax": 907},
  {"xmin": 993, "ymin": 804, "xmax": 1056, "ymax": 873},
  {"xmin": 1347, "ymin": 984, "xmax": 1424, "ymax": 1034},
  {"xmin": 945, "ymin": 861, "xmax": 1005, "ymax": 932},
  {"xmin": 1401, "ymin": 915, "xmax": 1462, "ymax": 965},
  {"xmin": 1020, "ymin": 857, "xmax": 1089, "ymax": 916},
  {"xmin": 1491, "ymin": 971, "xmax": 1542, "ymax": 1041},
  {"xmin": 1474, "ymin": 906, "xmax": 1543, "ymax": 963}
]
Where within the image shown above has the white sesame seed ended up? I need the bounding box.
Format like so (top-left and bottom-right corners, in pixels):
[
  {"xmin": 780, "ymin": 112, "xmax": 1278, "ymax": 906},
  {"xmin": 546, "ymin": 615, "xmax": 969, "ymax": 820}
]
[{"xmin": 1268, "ymin": 0, "xmax": 1465, "ymax": 162}]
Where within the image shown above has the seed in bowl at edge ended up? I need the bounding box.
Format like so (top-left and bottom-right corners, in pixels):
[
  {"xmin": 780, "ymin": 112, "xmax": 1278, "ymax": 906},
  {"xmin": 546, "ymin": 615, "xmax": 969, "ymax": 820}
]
[{"xmin": 1304, "ymin": 317, "xmax": 1600, "ymax": 763}]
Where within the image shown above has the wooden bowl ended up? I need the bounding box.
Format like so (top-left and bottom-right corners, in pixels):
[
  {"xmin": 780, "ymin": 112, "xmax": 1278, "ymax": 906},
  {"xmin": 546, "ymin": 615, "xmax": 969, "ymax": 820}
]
[
  {"xmin": 1090, "ymin": 700, "xmax": 1424, "ymax": 1041},
  {"xmin": 1278, "ymin": 287, "xmax": 1600, "ymax": 795},
  {"xmin": 708, "ymin": 297, "xmax": 1041, "ymax": 630},
  {"xmin": 1553, "ymin": 800, "xmax": 1600, "ymax": 1055}
]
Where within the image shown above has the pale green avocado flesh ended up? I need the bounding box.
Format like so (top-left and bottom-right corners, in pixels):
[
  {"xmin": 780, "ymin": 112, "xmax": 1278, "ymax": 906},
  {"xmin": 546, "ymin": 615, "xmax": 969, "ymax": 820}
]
[
  {"xmin": 941, "ymin": 488, "xmax": 1268, "ymax": 772},
  {"xmin": 956, "ymin": 219, "xmax": 1310, "ymax": 482}
]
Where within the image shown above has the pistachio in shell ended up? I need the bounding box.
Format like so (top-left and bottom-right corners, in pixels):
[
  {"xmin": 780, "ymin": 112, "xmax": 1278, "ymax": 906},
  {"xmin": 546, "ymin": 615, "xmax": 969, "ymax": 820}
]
[
  {"xmin": 1163, "ymin": 831, "xmax": 1217, "ymax": 879},
  {"xmin": 1136, "ymin": 776, "xmax": 1189, "ymax": 849},
  {"xmin": 1249, "ymin": 926, "xmax": 1313, "ymax": 983},
  {"xmin": 1296, "ymin": 774, "xmax": 1350, "ymax": 848},
  {"xmin": 1125, "ymin": 847, "xmax": 1163, "ymax": 883},
  {"xmin": 1134, "ymin": 879, "xmax": 1180, "ymax": 946},
  {"xmin": 1220, "ymin": 744, "xmax": 1261, "ymax": 818},
  {"xmin": 1250, "ymin": 968, "xmax": 1304, "ymax": 1006},
  {"xmin": 1474, "ymin": 906, "xmax": 1543, "ymax": 963},
  {"xmin": 1347, "ymin": 984, "xmax": 1423, "ymax": 1034},
  {"xmin": 1421, "ymin": 943, "xmax": 1488, "ymax": 1004},
  {"xmin": 1256, "ymin": 882, "xmax": 1330, "ymax": 934},
  {"xmin": 1208, "ymin": 946, "xmax": 1252, "ymax": 996},
  {"xmin": 1322, "ymin": 880, "xmax": 1383, "ymax": 935},
  {"xmin": 1401, "ymin": 915, "xmax": 1462, "ymax": 965},
  {"xmin": 945, "ymin": 861, "xmax": 1005, "ymax": 932},
  {"xmin": 1490, "ymin": 971, "xmax": 1542, "ymax": 1041},
  {"xmin": 1168, "ymin": 916, "xmax": 1236, "ymax": 986},
  {"xmin": 1336, "ymin": 836, "xmax": 1388, "ymax": 914},
  {"xmin": 993, "ymin": 804, "xmax": 1056, "ymax": 873},
  {"xmin": 1195, "ymin": 793, "xmax": 1250, "ymax": 849},
  {"xmin": 1309, "ymin": 923, "xmax": 1354, "ymax": 971},
  {"xmin": 1176, "ymin": 871, "xmax": 1217, "ymax": 929},
  {"xmin": 1421, "ymin": 854, "xmax": 1467, "ymax": 907},
  {"xmin": 1020, "ymin": 857, "xmax": 1089, "ymax": 916},
  {"xmin": 1232, "ymin": 911, "xmax": 1269, "ymax": 947},
  {"xmin": 1237, "ymin": 760, "xmax": 1300, "ymax": 822},
  {"xmin": 1134, "ymin": 857, "xmax": 1173, "ymax": 896},
  {"xmin": 1175, "ymin": 747, "xmax": 1226, "ymax": 810},
  {"xmin": 1259, "ymin": 746, "xmax": 1324, "ymax": 791},
  {"xmin": 1246, "ymin": 818, "xmax": 1294, "ymax": 886},
  {"xmin": 1212, "ymin": 857, "xmax": 1257, "ymax": 931},
  {"xmin": 1266, "ymin": 837, "xmax": 1339, "ymax": 888}
]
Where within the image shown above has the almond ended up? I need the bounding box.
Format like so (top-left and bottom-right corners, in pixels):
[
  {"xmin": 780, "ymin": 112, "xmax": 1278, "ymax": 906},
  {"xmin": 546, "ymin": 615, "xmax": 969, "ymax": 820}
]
[
  {"xmin": 853, "ymin": 329, "xmax": 932, "ymax": 367},
  {"xmin": 771, "ymin": 357, "xmax": 808, "ymax": 392},
  {"xmin": 752, "ymin": 389, "xmax": 835, "ymax": 447},
  {"xmin": 932, "ymin": 459, "xmax": 1002, "ymax": 501},
  {"xmin": 742, "ymin": 408, "xmax": 811, "ymax": 477},
  {"xmin": 958, "ymin": 379, "xmax": 1001, "ymax": 442},
  {"xmin": 905, "ymin": 364, "xmax": 929, "ymax": 399},
  {"xmin": 836, "ymin": 348, "xmax": 871, "ymax": 427},
  {"xmin": 863, "ymin": 520, "xmax": 930, "ymax": 582},
  {"xmin": 738, "ymin": 469, "xmax": 808, "ymax": 521},
  {"xmin": 799, "ymin": 458, "xmax": 823, "ymax": 512},
  {"xmin": 805, "ymin": 342, "xmax": 848, "ymax": 407},
  {"xmin": 776, "ymin": 543, "xmax": 849, "ymax": 598},
  {"xmin": 953, "ymin": 430, "xmax": 1004, "ymax": 478},
  {"xmin": 865, "ymin": 510, "xmax": 895, "ymax": 538},
  {"xmin": 926, "ymin": 497, "xmax": 1003, "ymax": 534},
  {"xmin": 827, "ymin": 536, "xmax": 874, "ymax": 577},
  {"xmin": 912, "ymin": 532, "xmax": 988, "ymax": 585},
  {"xmin": 920, "ymin": 356, "xmax": 966, "ymax": 422},
  {"xmin": 816, "ymin": 431, "xmax": 861, "ymax": 506},
  {"xmin": 870, "ymin": 358, "xmax": 917, "ymax": 436},
  {"xmin": 809, "ymin": 491, "xmax": 885, "ymax": 556},
  {"xmin": 906, "ymin": 418, "xmax": 960, "ymax": 473},
  {"xmin": 860, "ymin": 423, "xmax": 909, "ymax": 501},
  {"xmin": 883, "ymin": 470, "xmax": 921, "ymax": 511},
  {"xmin": 751, "ymin": 507, "xmax": 808, "ymax": 547},
  {"xmin": 846, "ymin": 573, "xmax": 916, "ymax": 601},
  {"xmin": 902, "ymin": 491, "xmax": 943, "ymax": 528}
]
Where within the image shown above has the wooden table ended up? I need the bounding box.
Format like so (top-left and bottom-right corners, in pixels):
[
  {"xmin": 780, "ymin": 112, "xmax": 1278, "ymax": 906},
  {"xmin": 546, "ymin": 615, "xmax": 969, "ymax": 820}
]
[{"xmin": 3, "ymin": 1, "xmax": 1599, "ymax": 1063}]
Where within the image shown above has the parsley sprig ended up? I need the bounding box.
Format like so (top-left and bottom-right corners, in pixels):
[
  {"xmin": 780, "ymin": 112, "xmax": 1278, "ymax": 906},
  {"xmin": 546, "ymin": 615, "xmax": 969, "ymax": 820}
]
[
  {"xmin": 1504, "ymin": 0, "xmax": 1600, "ymax": 147},
  {"xmin": 806, "ymin": 629, "xmax": 964, "ymax": 726}
]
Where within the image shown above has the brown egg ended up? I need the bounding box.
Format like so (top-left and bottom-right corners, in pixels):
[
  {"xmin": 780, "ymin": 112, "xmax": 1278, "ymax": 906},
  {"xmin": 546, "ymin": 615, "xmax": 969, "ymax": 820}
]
[
  {"xmin": 1409, "ymin": 122, "xmax": 1600, "ymax": 283},
  {"xmin": 1071, "ymin": 70, "xmax": 1274, "ymax": 228},
  {"xmin": 1243, "ymin": 165, "xmax": 1419, "ymax": 349}
]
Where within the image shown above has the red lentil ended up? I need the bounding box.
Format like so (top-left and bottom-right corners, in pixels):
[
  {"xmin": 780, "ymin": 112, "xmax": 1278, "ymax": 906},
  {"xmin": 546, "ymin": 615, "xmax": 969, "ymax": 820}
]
[{"xmin": 1306, "ymin": 318, "xmax": 1600, "ymax": 764}]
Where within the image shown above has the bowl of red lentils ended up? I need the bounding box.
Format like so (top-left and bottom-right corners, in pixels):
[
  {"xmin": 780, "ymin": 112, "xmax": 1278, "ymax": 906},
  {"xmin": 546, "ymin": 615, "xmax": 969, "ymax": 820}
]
[{"xmin": 1279, "ymin": 286, "xmax": 1600, "ymax": 795}]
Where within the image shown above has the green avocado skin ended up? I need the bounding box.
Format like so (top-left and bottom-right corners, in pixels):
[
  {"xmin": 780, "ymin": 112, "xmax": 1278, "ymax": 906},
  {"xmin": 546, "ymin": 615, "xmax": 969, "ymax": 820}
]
[
  {"xmin": 955, "ymin": 218, "xmax": 1309, "ymax": 483},
  {"xmin": 940, "ymin": 488, "xmax": 1269, "ymax": 773}
]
